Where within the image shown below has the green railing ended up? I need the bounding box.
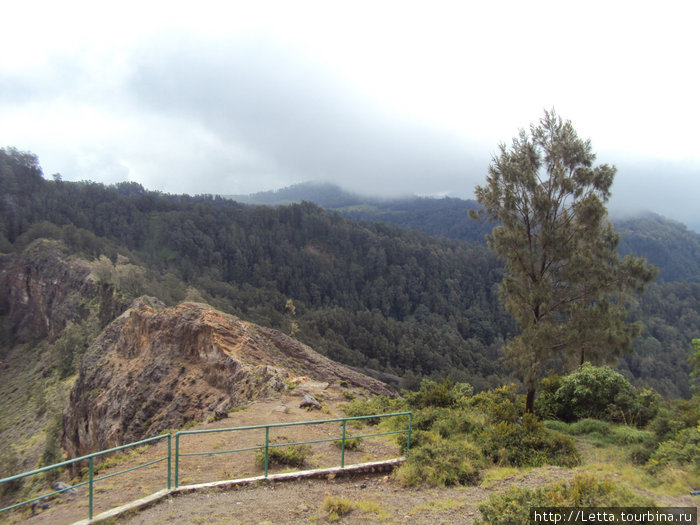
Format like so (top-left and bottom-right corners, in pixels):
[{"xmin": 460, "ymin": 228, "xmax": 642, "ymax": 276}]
[
  {"xmin": 0, "ymin": 411, "xmax": 412, "ymax": 522},
  {"xmin": 0, "ymin": 433, "xmax": 171, "ymax": 521},
  {"xmin": 174, "ymin": 411, "xmax": 412, "ymax": 487}
]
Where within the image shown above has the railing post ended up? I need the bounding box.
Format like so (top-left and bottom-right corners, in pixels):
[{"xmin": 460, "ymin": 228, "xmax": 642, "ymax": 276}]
[
  {"xmin": 167, "ymin": 434, "xmax": 172, "ymax": 490},
  {"xmin": 264, "ymin": 426, "xmax": 269, "ymax": 478},
  {"xmin": 88, "ymin": 456, "xmax": 94, "ymax": 520},
  {"xmin": 340, "ymin": 419, "xmax": 347, "ymax": 468},
  {"xmin": 406, "ymin": 412, "xmax": 412, "ymax": 457},
  {"xmin": 175, "ymin": 433, "xmax": 180, "ymax": 488}
]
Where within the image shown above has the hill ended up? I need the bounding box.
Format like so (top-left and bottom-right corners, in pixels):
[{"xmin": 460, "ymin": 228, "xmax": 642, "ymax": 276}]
[
  {"xmin": 232, "ymin": 182, "xmax": 700, "ymax": 282},
  {"xmin": 1, "ymin": 148, "xmax": 698, "ymax": 400}
]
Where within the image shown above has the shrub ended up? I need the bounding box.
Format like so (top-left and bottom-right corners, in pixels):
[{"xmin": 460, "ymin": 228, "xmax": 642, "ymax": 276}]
[
  {"xmin": 394, "ymin": 434, "xmax": 484, "ymax": 487},
  {"xmin": 468, "ymin": 384, "xmax": 522, "ymax": 423},
  {"xmin": 404, "ymin": 378, "xmax": 472, "ymax": 409},
  {"xmin": 646, "ymin": 427, "xmax": 700, "ymax": 474},
  {"xmin": 478, "ymin": 414, "xmax": 580, "ymax": 468},
  {"xmin": 476, "ymin": 474, "xmax": 655, "ymax": 525},
  {"xmin": 540, "ymin": 363, "xmax": 659, "ymax": 426},
  {"xmin": 552, "ymin": 363, "xmax": 632, "ymax": 422},
  {"xmin": 333, "ymin": 437, "xmax": 362, "ymax": 450},
  {"xmin": 341, "ymin": 395, "xmax": 404, "ymax": 425},
  {"xmin": 255, "ymin": 444, "xmax": 311, "ymax": 469},
  {"xmin": 323, "ymin": 496, "xmax": 353, "ymax": 521}
]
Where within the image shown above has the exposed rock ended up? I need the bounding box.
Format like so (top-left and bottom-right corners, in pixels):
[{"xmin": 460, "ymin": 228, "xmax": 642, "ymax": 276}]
[
  {"xmin": 63, "ymin": 300, "xmax": 395, "ymax": 458},
  {"xmin": 299, "ymin": 394, "xmax": 321, "ymax": 410},
  {"xmin": 0, "ymin": 240, "xmax": 94, "ymax": 341},
  {"xmin": 51, "ymin": 481, "xmax": 77, "ymax": 495},
  {"xmin": 0, "ymin": 240, "xmax": 129, "ymax": 342}
]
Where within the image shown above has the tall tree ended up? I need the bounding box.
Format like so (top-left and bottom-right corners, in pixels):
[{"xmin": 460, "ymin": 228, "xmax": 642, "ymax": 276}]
[{"xmin": 471, "ymin": 111, "xmax": 657, "ymax": 412}]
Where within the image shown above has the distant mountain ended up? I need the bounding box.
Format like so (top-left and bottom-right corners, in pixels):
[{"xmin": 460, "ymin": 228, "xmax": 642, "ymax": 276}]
[
  {"xmin": 226, "ymin": 182, "xmax": 372, "ymax": 208},
  {"xmin": 615, "ymin": 213, "xmax": 700, "ymax": 282},
  {"xmin": 229, "ymin": 182, "xmax": 700, "ymax": 282}
]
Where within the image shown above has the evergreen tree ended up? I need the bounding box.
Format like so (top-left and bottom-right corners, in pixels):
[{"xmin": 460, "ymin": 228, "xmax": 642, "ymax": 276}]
[{"xmin": 471, "ymin": 111, "xmax": 656, "ymax": 412}]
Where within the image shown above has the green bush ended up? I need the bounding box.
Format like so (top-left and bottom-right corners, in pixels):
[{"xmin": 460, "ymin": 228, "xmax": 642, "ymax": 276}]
[
  {"xmin": 468, "ymin": 384, "xmax": 522, "ymax": 423},
  {"xmin": 323, "ymin": 496, "xmax": 353, "ymax": 521},
  {"xmin": 255, "ymin": 444, "xmax": 311, "ymax": 469},
  {"xmin": 333, "ymin": 437, "xmax": 362, "ymax": 450},
  {"xmin": 404, "ymin": 378, "xmax": 473, "ymax": 409},
  {"xmin": 649, "ymin": 408, "xmax": 687, "ymax": 443},
  {"xmin": 537, "ymin": 363, "xmax": 659, "ymax": 426},
  {"xmin": 478, "ymin": 414, "xmax": 580, "ymax": 468},
  {"xmin": 646, "ymin": 427, "xmax": 700, "ymax": 474},
  {"xmin": 341, "ymin": 395, "xmax": 405, "ymax": 425},
  {"xmin": 476, "ymin": 474, "xmax": 655, "ymax": 525},
  {"xmin": 394, "ymin": 433, "xmax": 483, "ymax": 487}
]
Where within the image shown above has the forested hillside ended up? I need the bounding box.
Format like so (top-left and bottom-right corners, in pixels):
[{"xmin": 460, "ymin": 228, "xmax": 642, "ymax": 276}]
[
  {"xmin": 1, "ymin": 148, "xmax": 697, "ymax": 396},
  {"xmin": 238, "ymin": 182, "xmax": 700, "ymax": 282}
]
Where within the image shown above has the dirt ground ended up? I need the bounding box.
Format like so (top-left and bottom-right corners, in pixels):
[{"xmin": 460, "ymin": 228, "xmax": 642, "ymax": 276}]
[{"xmin": 118, "ymin": 466, "xmax": 574, "ymax": 525}]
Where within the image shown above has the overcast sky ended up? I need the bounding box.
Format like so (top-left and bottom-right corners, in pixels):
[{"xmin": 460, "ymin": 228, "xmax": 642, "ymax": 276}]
[{"xmin": 1, "ymin": 1, "xmax": 699, "ymax": 229}]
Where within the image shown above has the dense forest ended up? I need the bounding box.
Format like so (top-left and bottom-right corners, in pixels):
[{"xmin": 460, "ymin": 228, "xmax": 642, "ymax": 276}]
[
  {"xmin": 1, "ymin": 148, "xmax": 698, "ymax": 396},
  {"xmin": 237, "ymin": 182, "xmax": 700, "ymax": 283}
]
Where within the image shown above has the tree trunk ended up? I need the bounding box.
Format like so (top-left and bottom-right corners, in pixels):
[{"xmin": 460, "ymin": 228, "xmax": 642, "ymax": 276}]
[{"xmin": 525, "ymin": 387, "xmax": 535, "ymax": 413}]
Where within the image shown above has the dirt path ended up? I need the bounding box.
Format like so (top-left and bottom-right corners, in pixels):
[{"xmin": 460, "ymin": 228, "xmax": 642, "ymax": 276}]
[{"xmin": 119, "ymin": 467, "xmax": 574, "ymax": 525}]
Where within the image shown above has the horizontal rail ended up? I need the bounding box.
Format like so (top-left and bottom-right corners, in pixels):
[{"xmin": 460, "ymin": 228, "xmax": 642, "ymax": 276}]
[
  {"xmin": 0, "ymin": 433, "xmax": 169, "ymax": 485},
  {"xmin": 176, "ymin": 412, "xmax": 412, "ymax": 436},
  {"xmin": 175, "ymin": 411, "xmax": 412, "ymax": 486},
  {"xmin": 0, "ymin": 433, "xmax": 171, "ymax": 520}
]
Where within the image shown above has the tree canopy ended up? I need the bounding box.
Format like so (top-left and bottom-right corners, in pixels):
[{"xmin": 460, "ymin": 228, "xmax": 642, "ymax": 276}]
[{"xmin": 472, "ymin": 111, "xmax": 657, "ymax": 411}]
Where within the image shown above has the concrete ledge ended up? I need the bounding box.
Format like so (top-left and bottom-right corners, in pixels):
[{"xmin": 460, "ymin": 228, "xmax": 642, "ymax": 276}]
[{"xmin": 73, "ymin": 458, "xmax": 405, "ymax": 524}]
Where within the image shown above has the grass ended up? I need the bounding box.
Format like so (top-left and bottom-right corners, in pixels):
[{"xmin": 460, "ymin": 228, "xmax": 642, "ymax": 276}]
[
  {"xmin": 255, "ymin": 444, "xmax": 312, "ymax": 469},
  {"xmin": 322, "ymin": 496, "xmax": 391, "ymax": 522},
  {"xmin": 572, "ymin": 434, "xmax": 699, "ymax": 498},
  {"xmin": 479, "ymin": 466, "xmax": 522, "ymax": 489},
  {"xmin": 411, "ymin": 498, "xmax": 466, "ymax": 514},
  {"xmin": 332, "ymin": 437, "xmax": 363, "ymax": 450},
  {"xmin": 322, "ymin": 496, "xmax": 353, "ymax": 521}
]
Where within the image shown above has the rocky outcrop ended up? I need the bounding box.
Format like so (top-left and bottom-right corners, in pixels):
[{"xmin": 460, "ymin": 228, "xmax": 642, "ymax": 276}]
[
  {"xmin": 63, "ymin": 299, "xmax": 395, "ymax": 458},
  {"xmin": 0, "ymin": 240, "xmax": 96, "ymax": 342}
]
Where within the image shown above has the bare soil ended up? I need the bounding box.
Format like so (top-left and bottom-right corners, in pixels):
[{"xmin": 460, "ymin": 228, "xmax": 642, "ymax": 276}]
[{"xmin": 120, "ymin": 467, "xmax": 573, "ymax": 525}]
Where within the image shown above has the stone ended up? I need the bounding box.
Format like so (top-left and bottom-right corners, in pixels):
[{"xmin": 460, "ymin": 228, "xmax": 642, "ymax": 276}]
[{"xmin": 299, "ymin": 394, "xmax": 321, "ymax": 410}]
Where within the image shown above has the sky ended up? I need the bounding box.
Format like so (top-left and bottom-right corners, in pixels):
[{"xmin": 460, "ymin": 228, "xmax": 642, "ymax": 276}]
[{"xmin": 1, "ymin": 1, "xmax": 699, "ymax": 229}]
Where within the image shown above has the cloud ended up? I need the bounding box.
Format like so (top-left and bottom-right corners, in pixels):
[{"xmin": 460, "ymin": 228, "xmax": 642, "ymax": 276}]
[{"xmin": 127, "ymin": 35, "xmax": 487, "ymax": 197}]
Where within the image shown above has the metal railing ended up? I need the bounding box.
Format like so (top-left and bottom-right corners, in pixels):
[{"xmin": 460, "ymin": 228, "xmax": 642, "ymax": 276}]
[
  {"xmin": 174, "ymin": 411, "xmax": 412, "ymax": 486},
  {"xmin": 0, "ymin": 411, "xmax": 412, "ymax": 521},
  {"xmin": 0, "ymin": 433, "xmax": 171, "ymax": 520}
]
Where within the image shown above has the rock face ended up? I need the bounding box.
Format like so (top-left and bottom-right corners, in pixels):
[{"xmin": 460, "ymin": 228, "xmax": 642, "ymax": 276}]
[
  {"xmin": 0, "ymin": 240, "xmax": 96, "ymax": 342},
  {"xmin": 63, "ymin": 299, "xmax": 395, "ymax": 458}
]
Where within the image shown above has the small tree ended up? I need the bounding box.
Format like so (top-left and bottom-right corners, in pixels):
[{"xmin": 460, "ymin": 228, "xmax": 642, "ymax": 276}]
[{"xmin": 472, "ymin": 111, "xmax": 656, "ymax": 412}]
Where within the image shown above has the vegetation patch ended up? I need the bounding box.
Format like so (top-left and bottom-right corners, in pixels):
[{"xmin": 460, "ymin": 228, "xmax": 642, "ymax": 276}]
[
  {"xmin": 322, "ymin": 495, "xmax": 353, "ymax": 522},
  {"xmin": 333, "ymin": 437, "xmax": 362, "ymax": 450},
  {"xmin": 476, "ymin": 474, "xmax": 656, "ymax": 525},
  {"xmin": 255, "ymin": 444, "xmax": 312, "ymax": 469}
]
